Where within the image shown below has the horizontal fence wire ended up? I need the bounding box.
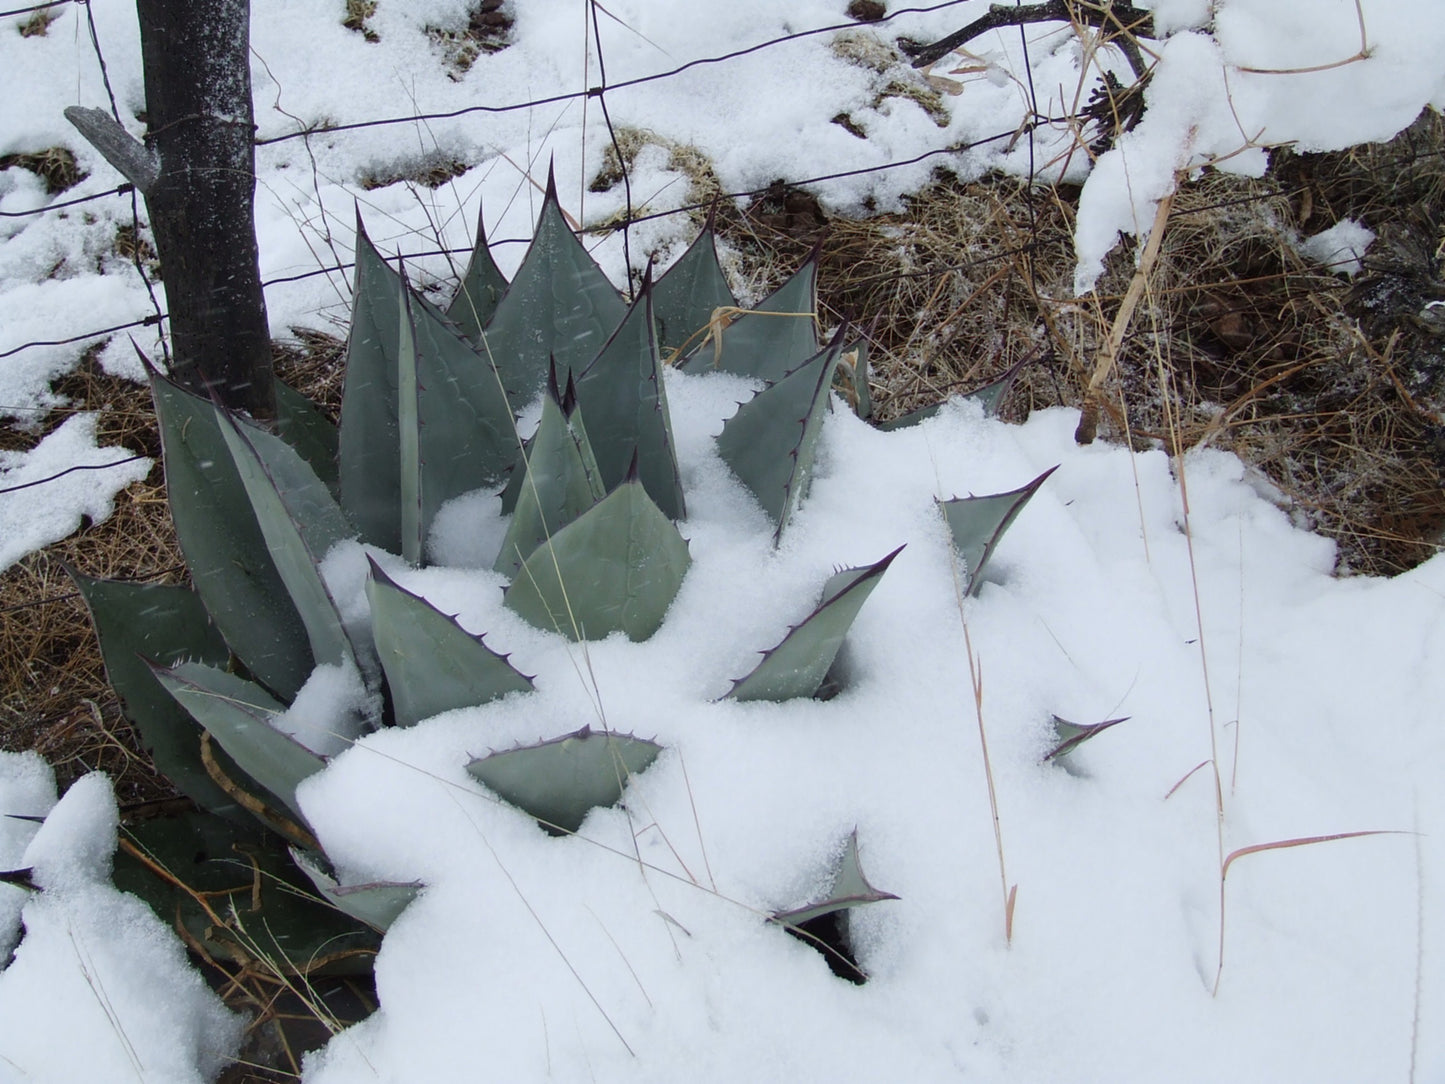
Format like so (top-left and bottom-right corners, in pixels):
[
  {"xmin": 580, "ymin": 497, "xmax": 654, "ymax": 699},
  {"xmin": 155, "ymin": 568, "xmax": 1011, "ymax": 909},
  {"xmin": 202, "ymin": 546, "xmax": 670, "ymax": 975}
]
[
  {"xmin": 0, "ymin": 183, "xmax": 134, "ymax": 219},
  {"xmin": 0, "ymin": 0, "xmax": 1291, "ymax": 507},
  {"xmin": 2, "ymin": 122, "xmax": 1050, "ymax": 361},
  {"xmin": 0, "ymin": 454, "xmax": 149, "ymax": 496},
  {"xmin": 252, "ymin": 0, "xmax": 977, "ymax": 146},
  {"xmin": 0, "ymin": 0, "xmax": 70, "ymax": 19},
  {"xmin": 1, "ymin": 0, "xmax": 1114, "ymax": 366}
]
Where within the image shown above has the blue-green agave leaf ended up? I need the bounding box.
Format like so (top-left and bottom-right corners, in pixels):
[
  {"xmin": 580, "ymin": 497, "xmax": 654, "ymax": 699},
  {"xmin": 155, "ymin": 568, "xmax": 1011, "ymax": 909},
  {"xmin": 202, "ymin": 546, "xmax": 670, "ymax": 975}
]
[
  {"xmin": 878, "ymin": 352, "xmax": 1037, "ymax": 432},
  {"xmin": 480, "ymin": 168, "xmax": 627, "ymax": 408},
  {"xmin": 397, "ymin": 269, "xmax": 424, "ymax": 567},
  {"xmin": 150, "ymin": 370, "xmax": 312, "ymax": 700},
  {"xmin": 576, "ymin": 272, "xmax": 686, "ymax": 520},
  {"xmin": 494, "ymin": 367, "xmax": 606, "ymax": 577},
  {"xmin": 66, "ymin": 569, "xmax": 242, "ymax": 818},
  {"xmin": 875, "ymin": 401, "xmax": 942, "ymax": 432},
  {"xmin": 113, "ymin": 814, "xmax": 381, "ymax": 976},
  {"xmin": 1044, "ymin": 714, "xmax": 1129, "ymax": 763},
  {"xmin": 727, "ymin": 546, "xmax": 902, "ymax": 702},
  {"xmin": 151, "ymin": 661, "xmax": 323, "ymax": 825},
  {"xmin": 716, "ymin": 329, "xmax": 847, "ymax": 543},
  {"xmin": 339, "ymin": 212, "xmax": 405, "ymax": 552},
  {"xmin": 289, "ymin": 847, "xmax": 422, "ymax": 932},
  {"xmin": 366, "ymin": 558, "xmax": 534, "ymax": 727},
  {"xmin": 651, "ymin": 220, "xmax": 735, "ymax": 361},
  {"xmin": 465, "ymin": 725, "xmax": 662, "ymax": 834},
  {"xmin": 219, "ymin": 414, "xmax": 359, "ymax": 670},
  {"xmin": 446, "ymin": 201, "xmax": 509, "ymax": 342},
  {"xmin": 771, "ymin": 831, "xmax": 898, "ymax": 928},
  {"xmin": 678, "ymin": 244, "xmax": 819, "ymax": 383},
  {"xmin": 505, "ymin": 470, "xmax": 691, "ymax": 642},
  {"xmin": 397, "ymin": 264, "xmax": 521, "ymax": 566},
  {"xmin": 964, "ymin": 351, "xmax": 1035, "ymax": 417},
  {"xmin": 939, "ymin": 465, "xmax": 1057, "ymax": 596},
  {"xmin": 275, "ymin": 380, "xmax": 339, "ymax": 494},
  {"xmin": 497, "ymin": 431, "xmax": 532, "ymax": 518}
]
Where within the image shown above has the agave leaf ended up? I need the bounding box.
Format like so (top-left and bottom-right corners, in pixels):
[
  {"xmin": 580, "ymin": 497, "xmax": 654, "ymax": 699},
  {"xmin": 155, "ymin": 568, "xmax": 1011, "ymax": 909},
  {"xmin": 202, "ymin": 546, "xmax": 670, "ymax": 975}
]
[
  {"xmin": 366, "ymin": 558, "xmax": 534, "ymax": 727},
  {"xmin": 834, "ymin": 334, "xmax": 871, "ymax": 420},
  {"xmin": 878, "ymin": 352, "xmax": 1037, "ymax": 432},
  {"xmin": 446, "ymin": 201, "xmax": 509, "ymax": 342},
  {"xmin": 275, "ymin": 379, "xmax": 339, "ymax": 494},
  {"xmin": 728, "ymin": 546, "xmax": 902, "ymax": 702},
  {"xmin": 152, "ymin": 661, "xmax": 323, "ymax": 824},
  {"xmin": 575, "ymin": 274, "xmax": 686, "ymax": 520},
  {"xmin": 494, "ymin": 368, "xmax": 606, "ymax": 577},
  {"xmin": 771, "ymin": 831, "xmax": 898, "ymax": 928},
  {"xmin": 651, "ymin": 221, "xmax": 735, "ymax": 360},
  {"xmin": 219, "ymin": 414, "xmax": 359, "ymax": 670},
  {"xmin": 480, "ymin": 168, "xmax": 627, "ymax": 408},
  {"xmin": 965, "ymin": 352, "xmax": 1035, "ymax": 417},
  {"xmin": 150, "ymin": 371, "xmax": 312, "ymax": 700},
  {"xmin": 397, "ymin": 267, "xmax": 522, "ymax": 566},
  {"xmin": 679, "ymin": 245, "xmax": 819, "ymax": 383},
  {"xmin": 496, "ymin": 432, "xmax": 532, "ymax": 518},
  {"xmin": 397, "ymin": 271, "xmax": 424, "ymax": 567},
  {"xmin": 113, "ymin": 814, "xmax": 381, "ymax": 975},
  {"xmin": 716, "ymin": 329, "xmax": 846, "ymax": 543},
  {"xmin": 939, "ymin": 465, "xmax": 1057, "ymax": 596},
  {"xmin": 1044, "ymin": 714, "xmax": 1130, "ymax": 763},
  {"xmin": 339, "ymin": 212, "xmax": 405, "ymax": 552},
  {"xmin": 875, "ymin": 401, "xmax": 942, "ymax": 433},
  {"xmin": 66, "ymin": 569, "xmax": 243, "ymax": 818},
  {"xmin": 289, "ymin": 847, "xmax": 422, "ymax": 932},
  {"xmin": 466, "ymin": 726, "xmax": 662, "ymax": 834},
  {"xmin": 505, "ymin": 472, "xmax": 691, "ymax": 642},
  {"xmin": 0, "ymin": 868, "xmax": 36, "ymax": 892}
]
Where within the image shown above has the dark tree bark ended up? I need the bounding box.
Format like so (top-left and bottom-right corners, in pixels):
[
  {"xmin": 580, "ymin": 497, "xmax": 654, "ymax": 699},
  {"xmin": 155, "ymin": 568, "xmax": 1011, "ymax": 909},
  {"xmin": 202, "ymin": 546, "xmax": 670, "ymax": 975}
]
[{"xmin": 136, "ymin": 0, "xmax": 274, "ymax": 419}]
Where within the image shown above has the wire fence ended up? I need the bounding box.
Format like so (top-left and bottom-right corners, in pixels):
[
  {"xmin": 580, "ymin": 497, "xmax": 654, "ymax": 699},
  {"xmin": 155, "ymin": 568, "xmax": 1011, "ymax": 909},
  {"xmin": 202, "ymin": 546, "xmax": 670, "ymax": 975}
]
[
  {"xmin": 0, "ymin": 0, "xmax": 1303, "ymax": 496},
  {"xmin": 0, "ymin": 0, "xmax": 1141, "ymax": 498},
  {"xmin": 0, "ymin": 0, "xmax": 1049, "ymax": 364}
]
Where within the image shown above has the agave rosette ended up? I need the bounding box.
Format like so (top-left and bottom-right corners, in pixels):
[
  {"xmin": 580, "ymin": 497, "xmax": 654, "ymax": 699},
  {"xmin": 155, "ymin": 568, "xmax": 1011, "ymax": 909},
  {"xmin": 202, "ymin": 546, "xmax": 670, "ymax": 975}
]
[{"xmin": 67, "ymin": 170, "xmax": 1053, "ymax": 972}]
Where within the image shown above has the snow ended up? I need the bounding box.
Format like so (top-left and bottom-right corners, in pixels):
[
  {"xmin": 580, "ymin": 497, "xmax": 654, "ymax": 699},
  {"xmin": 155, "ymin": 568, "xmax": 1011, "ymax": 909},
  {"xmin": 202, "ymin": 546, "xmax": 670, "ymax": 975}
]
[
  {"xmin": 0, "ymin": 769, "xmax": 242, "ymax": 1083},
  {"xmin": 2, "ymin": 1, "xmax": 1444, "ymax": 1081},
  {"xmin": 0, "ymin": 413, "xmax": 152, "ymax": 572},
  {"xmin": 1298, "ymin": 218, "xmax": 1376, "ymax": 276}
]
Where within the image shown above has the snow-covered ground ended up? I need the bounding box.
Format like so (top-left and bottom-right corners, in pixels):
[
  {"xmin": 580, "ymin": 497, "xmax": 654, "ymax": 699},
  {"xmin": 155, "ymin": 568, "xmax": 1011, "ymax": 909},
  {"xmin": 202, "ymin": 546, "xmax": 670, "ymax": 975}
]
[{"xmin": 2, "ymin": 1, "xmax": 1444, "ymax": 1080}]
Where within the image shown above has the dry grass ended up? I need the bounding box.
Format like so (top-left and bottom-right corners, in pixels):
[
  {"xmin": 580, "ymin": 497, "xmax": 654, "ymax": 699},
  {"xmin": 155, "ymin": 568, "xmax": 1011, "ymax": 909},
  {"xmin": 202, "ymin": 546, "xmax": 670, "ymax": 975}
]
[
  {"xmin": 16, "ymin": 8, "xmax": 61, "ymax": 38},
  {"xmin": 0, "ymin": 335, "xmax": 345, "ymax": 805},
  {"xmin": 427, "ymin": 0, "xmax": 515, "ymax": 77},
  {"xmin": 713, "ymin": 112, "xmax": 1443, "ymax": 575},
  {"xmin": 0, "ymin": 146, "xmax": 85, "ymax": 195},
  {"xmin": 358, "ymin": 150, "xmax": 471, "ymax": 192},
  {"xmin": 341, "ymin": 0, "xmax": 378, "ymax": 43}
]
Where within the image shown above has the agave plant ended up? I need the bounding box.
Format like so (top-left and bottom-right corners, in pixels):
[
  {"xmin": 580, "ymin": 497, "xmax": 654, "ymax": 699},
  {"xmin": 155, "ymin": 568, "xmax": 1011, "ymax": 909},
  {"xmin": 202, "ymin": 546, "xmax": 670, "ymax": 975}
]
[{"xmin": 64, "ymin": 168, "xmax": 1053, "ymax": 977}]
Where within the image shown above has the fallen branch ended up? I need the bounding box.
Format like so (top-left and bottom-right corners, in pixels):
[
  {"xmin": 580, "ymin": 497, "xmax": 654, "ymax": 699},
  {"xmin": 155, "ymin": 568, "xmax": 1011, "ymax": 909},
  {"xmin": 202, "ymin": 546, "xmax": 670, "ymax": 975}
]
[{"xmin": 907, "ymin": 1, "xmax": 1155, "ymax": 80}]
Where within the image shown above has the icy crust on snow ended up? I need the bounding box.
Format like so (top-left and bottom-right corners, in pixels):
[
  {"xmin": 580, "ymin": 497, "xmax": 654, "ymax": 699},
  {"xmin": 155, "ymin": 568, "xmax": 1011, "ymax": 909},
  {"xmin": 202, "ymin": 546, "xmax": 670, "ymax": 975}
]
[
  {"xmin": 282, "ymin": 387, "xmax": 1445, "ymax": 1083},
  {"xmin": 0, "ymin": 771, "xmax": 242, "ymax": 1083}
]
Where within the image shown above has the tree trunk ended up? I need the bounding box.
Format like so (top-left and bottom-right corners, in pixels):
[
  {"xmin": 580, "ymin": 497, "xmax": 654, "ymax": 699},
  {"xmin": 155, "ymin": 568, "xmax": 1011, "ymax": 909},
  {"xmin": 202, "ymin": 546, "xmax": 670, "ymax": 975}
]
[{"xmin": 137, "ymin": 0, "xmax": 275, "ymax": 419}]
